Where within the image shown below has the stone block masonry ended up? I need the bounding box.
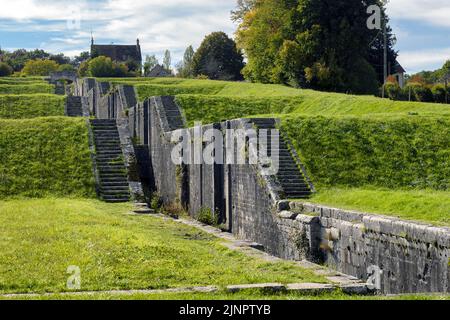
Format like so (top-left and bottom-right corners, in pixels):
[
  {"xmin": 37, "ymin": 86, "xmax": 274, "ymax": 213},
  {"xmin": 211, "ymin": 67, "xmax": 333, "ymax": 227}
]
[{"xmin": 73, "ymin": 78, "xmax": 450, "ymax": 295}]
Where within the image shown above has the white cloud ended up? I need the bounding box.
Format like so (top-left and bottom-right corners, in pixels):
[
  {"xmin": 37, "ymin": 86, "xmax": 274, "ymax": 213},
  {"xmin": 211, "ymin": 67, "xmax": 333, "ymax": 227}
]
[
  {"xmin": 0, "ymin": 0, "xmax": 237, "ymax": 63},
  {"xmin": 398, "ymin": 47, "xmax": 450, "ymax": 73},
  {"xmin": 387, "ymin": 0, "xmax": 450, "ymax": 27}
]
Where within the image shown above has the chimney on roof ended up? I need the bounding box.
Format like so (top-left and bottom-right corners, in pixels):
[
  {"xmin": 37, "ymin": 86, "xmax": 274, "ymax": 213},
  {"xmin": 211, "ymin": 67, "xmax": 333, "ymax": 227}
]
[{"xmin": 137, "ymin": 38, "xmax": 140, "ymax": 46}]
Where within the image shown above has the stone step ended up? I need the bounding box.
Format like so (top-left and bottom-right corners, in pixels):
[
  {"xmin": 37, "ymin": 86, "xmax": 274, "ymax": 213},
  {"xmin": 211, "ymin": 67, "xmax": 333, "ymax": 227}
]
[
  {"xmin": 277, "ymin": 178, "xmax": 308, "ymax": 184},
  {"xmin": 101, "ymin": 182, "xmax": 130, "ymax": 187},
  {"xmin": 96, "ymin": 147, "xmax": 122, "ymax": 151},
  {"xmin": 94, "ymin": 134, "xmax": 120, "ymax": 139},
  {"xmin": 91, "ymin": 120, "xmax": 116, "ymax": 124},
  {"xmin": 100, "ymin": 185, "xmax": 129, "ymax": 191},
  {"xmin": 100, "ymin": 178, "xmax": 129, "ymax": 184},
  {"xmin": 101, "ymin": 197, "xmax": 130, "ymax": 203}
]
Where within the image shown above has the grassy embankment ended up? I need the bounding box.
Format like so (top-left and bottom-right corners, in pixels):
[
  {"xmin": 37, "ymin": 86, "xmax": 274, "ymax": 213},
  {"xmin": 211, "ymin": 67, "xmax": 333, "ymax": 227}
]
[
  {"xmin": 0, "ymin": 94, "xmax": 65, "ymax": 118},
  {"xmin": 0, "ymin": 117, "xmax": 95, "ymax": 198}
]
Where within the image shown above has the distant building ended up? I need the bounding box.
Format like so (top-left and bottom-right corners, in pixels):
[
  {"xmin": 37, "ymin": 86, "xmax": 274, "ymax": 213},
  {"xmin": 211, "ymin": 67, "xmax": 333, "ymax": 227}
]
[
  {"xmin": 390, "ymin": 60, "xmax": 406, "ymax": 88},
  {"xmin": 147, "ymin": 64, "xmax": 172, "ymax": 77},
  {"xmin": 90, "ymin": 37, "xmax": 142, "ymax": 72}
]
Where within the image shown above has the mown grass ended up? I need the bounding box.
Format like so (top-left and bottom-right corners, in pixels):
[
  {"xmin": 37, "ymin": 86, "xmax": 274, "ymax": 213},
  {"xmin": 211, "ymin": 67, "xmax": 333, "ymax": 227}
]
[
  {"xmin": 307, "ymin": 188, "xmax": 450, "ymax": 227},
  {"xmin": 0, "ymin": 77, "xmax": 46, "ymax": 85},
  {"xmin": 114, "ymin": 78, "xmax": 449, "ymax": 116},
  {"xmin": 0, "ymin": 94, "xmax": 65, "ymax": 119},
  {"xmin": 0, "ymin": 198, "xmax": 325, "ymax": 295},
  {"xmin": 0, "ymin": 83, "xmax": 54, "ymax": 94},
  {"xmin": 0, "ymin": 117, "xmax": 95, "ymax": 198},
  {"xmin": 281, "ymin": 115, "xmax": 450, "ymax": 190}
]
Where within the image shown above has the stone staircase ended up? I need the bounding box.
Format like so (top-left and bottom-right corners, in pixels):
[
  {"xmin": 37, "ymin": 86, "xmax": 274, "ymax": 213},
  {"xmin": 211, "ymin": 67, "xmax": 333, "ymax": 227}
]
[
  {"xmin": 65, "ymin": 96, "xmax": 83, "ymax": 117},
  {"xmin": 161, "ymin": 96, "xmax": 185, "ymax": 130},
  {"xmin": 249, "ymin": 119, "xmax": 312, "ymax": 199},
  {"xmin": 90, "ymin": 119, "xmax": 130, "ymax": 203}
]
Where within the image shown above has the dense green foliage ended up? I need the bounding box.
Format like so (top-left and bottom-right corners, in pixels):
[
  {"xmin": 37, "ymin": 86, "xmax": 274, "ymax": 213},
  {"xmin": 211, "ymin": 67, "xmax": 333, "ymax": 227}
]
[
  {"xmin": 0, "ymin": 83, "xmax": 54, "ymax": 94},
  {"xmin": 0, "ymin": 94, "xmax": 65, "ymax": 119},
  {"xmin": 22, "ymin": 59, "xmax": 59, "ymax": 76},
  {"xmin": 0, "ymin": 118, "xmax": 95, "ymax": 198},
  {"xmin": 0, "ymin": 48, "xmax": 71, "ymax": 72},
  {"xmin": 0, "ymin": 63, "xmax": 13, "ymax": 77},
  {"xmin": 282, "ymin": 116, "xmax": 450, "ymax": 189},
  {"xmin": 235, "ymin": 0, "xmax": 394, "ymax": 93},
  {"xmin": 176, "ymin": 46, "xmax": 195, "ymax": 78},
  {"xmin": 309, "ymin": 187, "xmax": 450, "ymax": 227},
  {"xmin": 0, "ymin": 199, "xmax": 324, "ymax": 294},
  {"xmin": 192, "ymin": 32, "xmax": 244, "ymax": 80},
  {"xmin": 87, "ymin": 56, "xmax": 129, "ymax": 78}
]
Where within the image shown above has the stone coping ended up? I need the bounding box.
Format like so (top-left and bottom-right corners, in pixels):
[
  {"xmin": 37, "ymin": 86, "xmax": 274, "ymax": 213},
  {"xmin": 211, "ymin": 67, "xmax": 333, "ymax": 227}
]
[{"xmin": 276, "ymin": 201, "xmax": 450, "ymax": 247}]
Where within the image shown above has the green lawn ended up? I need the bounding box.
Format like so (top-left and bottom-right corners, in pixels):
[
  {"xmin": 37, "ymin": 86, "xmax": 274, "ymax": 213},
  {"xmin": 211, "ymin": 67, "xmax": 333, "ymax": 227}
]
[
  {"xmin": 0, "ymin": 94, "xmax": 65, "ymax": 119},
  {"xmin": 308, "ymin": 188, "xmax": 450, "ymax": 227},
  {"xmin": 97, "ymin": 77, "xmax": 449, "ymax": 118},
  {"xmin": 0, "ymin": 198, "xmax": 325, "ymax": 295}
]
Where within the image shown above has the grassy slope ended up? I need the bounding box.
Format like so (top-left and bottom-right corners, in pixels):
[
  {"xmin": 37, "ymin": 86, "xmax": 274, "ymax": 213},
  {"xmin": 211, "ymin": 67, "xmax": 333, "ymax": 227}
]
[
  {"xmin": 308, "ymin": 188, "xmax": 450, "ymax": 227},
  {"xmin": 0, "ymin": 94, "xmax": 65, "ymax": 119},
  {"xmin": 0, "ymin": 199, "xmax": 325, "ymax": 294},
  {"xmin": 0, "ymin": 117, "xmax": 95, "ymax": 198},
  {"xmin": 0, "ymin": 83, "xmax": 54, "ymax": 94}
]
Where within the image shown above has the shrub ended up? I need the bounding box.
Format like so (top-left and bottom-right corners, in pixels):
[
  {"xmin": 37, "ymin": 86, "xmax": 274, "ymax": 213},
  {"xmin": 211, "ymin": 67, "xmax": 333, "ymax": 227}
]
[
  {"xmin": 385, "ymin": 82, "xmax": 402, "ymax": 100},
  {"xmin": 78, "ymin": 60, "xmax": 89, "ymax": 77},
  {"xmin": 58, "ymin": 64, "xmax": 75, "ymax": 72},
  {"xmin": 403, "ymin": 83, "xmax": 434, "ymax": 102},
  {"xmin": 197, "ymin": 207, "xmax": 219, "ymax": 226},
  {"xmin": 431, "ymin": 84, "xmax": 449, "ymax": 104},
  {"xmin": 0, "ymin": 62, "xmax": 13, "ymax": 77},
  {"xmin": 22, "ymin": 59, "xmax": 59, "ymax": 76},
  {"xmin": 87, "ymin": 56, "xmax": 130, "ymax": 78}
]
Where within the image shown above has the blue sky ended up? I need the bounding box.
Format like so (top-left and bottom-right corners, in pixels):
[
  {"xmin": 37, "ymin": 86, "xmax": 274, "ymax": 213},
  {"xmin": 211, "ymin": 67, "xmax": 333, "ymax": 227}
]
[{"xmin": 0, "ymin": 0, "xmax": 449, "ymax": 74}]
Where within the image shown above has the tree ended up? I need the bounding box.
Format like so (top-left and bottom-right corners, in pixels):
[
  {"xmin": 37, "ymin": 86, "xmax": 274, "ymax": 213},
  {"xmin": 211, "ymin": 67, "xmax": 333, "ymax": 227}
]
[
  {"xmin": 87, "ymin": 56, "xmax": 129, "ymax": 77},
  {"xmin": 73, "ymin": 51, "xmax": 90, "ymax": 67},
  {"xmin": 236, "ymin": 0, "xmax": 391, "ymax": 94},
  {"xmin": 231, "ymin": 0, "xmax": 257, "ymax": 23},
  {"xmin": 144, "ymin": 54, "xmax": 159, "ymax": 76},
  {"xmin": 58, "ymin": 64, "xmax": 75, "ymax": 72},
  {"xmin": 177, "ymin": 45, "xmax": 195, "ymax": 78},
  {"xmin": 163, "ymin": 50, "xmax": 172, "ymax": 71},
  {"xmin": 50, "ymin": 53, "xmax": 71, "ymax": 65},
  {"xmin": 22, "ymin": 59, "xmax": 59, "ymax": 76},
  {"xmin": 192, "ymin": 32, "xmax": 244, "ymax": 81},
  {"xmin": 0, "ymin": 62, "xmax": 13, "ymax": 77},
  {"xmin": 78, "ymin": 60, "xmax": 89, "ymax": 77}
]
